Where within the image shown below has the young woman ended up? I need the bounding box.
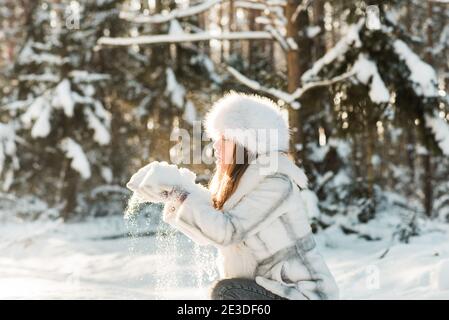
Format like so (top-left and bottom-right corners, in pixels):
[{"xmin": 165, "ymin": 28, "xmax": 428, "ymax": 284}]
[{"xmin": 127, "ymin": 92, "xmax": 339, "ymax": 300}]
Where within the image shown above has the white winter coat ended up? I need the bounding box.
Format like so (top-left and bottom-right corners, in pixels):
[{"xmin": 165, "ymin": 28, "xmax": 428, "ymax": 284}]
[{"xmin": 162, "ymin": 152, "xmax": 339, "ymax": 300}]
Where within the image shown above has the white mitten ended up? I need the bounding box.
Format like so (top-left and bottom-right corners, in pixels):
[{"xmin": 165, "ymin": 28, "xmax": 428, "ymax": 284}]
[
  {"xmin": 126, "ymin": 161, "xmax": 163, "ymax": 202},
  {"xmin": 126, "ymin": 161, "xmax": 198, "ymax": 203}
]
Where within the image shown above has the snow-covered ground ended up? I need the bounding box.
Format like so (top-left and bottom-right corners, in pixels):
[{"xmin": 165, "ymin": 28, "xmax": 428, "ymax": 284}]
[
  {"xmin": 320, "ymin": 220, "xmax": 449, "ymax": 299},
  {"xmin": 1, "ymin": 212, "xmax": 449, "ymax": 300}
]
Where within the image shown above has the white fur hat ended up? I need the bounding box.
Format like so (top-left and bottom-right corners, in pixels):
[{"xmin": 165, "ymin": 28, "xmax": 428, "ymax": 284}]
[{"xmin": 204, "ymin": 92, "xmax": 290, "ymax": 155}]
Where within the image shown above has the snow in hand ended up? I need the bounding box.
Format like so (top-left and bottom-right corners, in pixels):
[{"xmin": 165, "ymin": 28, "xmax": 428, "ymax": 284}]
[
  {"xmin": 121, "ymin": 161, "xmax": 218, "ymax": 298},
  {"xmin": 125, "ymin": 161, "xmax": 198, "ymax": 210}
]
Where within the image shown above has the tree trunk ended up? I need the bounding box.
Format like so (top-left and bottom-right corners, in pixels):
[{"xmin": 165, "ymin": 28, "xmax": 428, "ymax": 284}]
[
  {"xmin": 150, "ymin": 0, "xmax": 169, "ymax": 68},
  {"xmin": 248, "ymin": 8, "xmax": 257, "ymax": 67},
  {"xmin": 61, "ymin": 159, "xmax": 79, "ymax": 221},
  {"xmin": 219, "ymin": 3, "xmax": 224, "ymax": 62},
  {"xmin": 422, "ymin": 0, "xmax": 434, "ymax": 217},
  {"xmin": 312, "ymin": 0, "xmax": 326, "ymax": 60},
  {"xmin": 365, "ymin": 114, "xmax": 376, "ymax": 202},
  {"xmin": 228, "ymin": 0, "xmax": 235, "ymax": 54},
  {"xmin": 286, "ymin": 0, "xmax": 302, "ymax": 161},
  {"xmin": 286, "ymin": 0, "xmax": 312, "ymax": 163}
]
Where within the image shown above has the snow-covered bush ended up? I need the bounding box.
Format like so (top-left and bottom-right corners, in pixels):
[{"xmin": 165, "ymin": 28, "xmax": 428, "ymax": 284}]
[
  {"xmin": 0, "ymin": 122, "xmax": 19, "ymax": 191},
  {"xmin": 0, "ymin": 193, "xmax": 60, "ymax": 223}
]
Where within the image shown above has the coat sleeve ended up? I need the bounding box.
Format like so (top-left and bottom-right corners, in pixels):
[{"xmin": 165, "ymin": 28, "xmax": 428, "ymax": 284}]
[{"xmin": 162, "ymin": 173, "xmax": 293, "ymax": 248}]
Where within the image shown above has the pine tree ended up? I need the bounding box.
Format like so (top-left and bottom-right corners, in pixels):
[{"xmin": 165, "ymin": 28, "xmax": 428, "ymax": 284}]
[
  {"xmin": 1, "ymin": 0, "xmax": 147, "ymax": 220},
  {"xmin": 300, "ymin": 1, "xmax": 449, "ymax": 226}
]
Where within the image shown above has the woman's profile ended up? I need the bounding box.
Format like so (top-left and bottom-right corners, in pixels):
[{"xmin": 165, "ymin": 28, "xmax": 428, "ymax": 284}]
[{"xmin": 127, "ymin": 92, "xmax": 339, "ymax": 300}]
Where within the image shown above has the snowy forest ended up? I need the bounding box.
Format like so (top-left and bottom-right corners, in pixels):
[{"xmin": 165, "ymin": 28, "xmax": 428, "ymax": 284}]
[{"xmin": 1, "ymin": 0, "xmax": 449, "ymax": 300}]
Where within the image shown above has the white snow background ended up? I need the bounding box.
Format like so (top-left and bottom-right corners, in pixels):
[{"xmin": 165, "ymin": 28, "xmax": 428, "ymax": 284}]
[{"xmin": 1, "ymin": 200, "xmax": 449, "ymax": 300}]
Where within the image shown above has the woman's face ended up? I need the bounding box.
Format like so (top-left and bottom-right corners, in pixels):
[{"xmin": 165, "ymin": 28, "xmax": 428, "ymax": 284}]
[{"xmin": 213, "ymin": 135, "xmax": 234, "ymax": 168}]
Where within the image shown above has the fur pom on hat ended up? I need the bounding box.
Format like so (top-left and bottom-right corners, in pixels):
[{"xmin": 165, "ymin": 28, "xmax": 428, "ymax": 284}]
[{"xmin": 204, "ymin": 92, "xmax": 290, "ymax": 155}]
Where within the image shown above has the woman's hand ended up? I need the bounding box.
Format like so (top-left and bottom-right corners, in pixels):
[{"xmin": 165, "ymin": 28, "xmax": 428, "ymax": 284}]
[
  {"xmin": 126, "ymin": 161, "xmax": 169, "ymax": 203},
  {"xmin": 126, "ymin": 161, "xmax": 196, "ymax": 203},
  {"xmin": 126, "ymin": 161, "xmax": 157, "ymax": 192}
]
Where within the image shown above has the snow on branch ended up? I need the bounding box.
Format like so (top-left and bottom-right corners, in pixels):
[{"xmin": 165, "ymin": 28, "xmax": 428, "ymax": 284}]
[
  {"xmin": 227, "ymin": 66, "xmax": 355, "ymax": 109},
  {"xmin": 21, "ymin": 96, "xmax": 52, "ymax": 138},
  {"xmin": 302, "ymin": 20, "xmax": 363, "ymax": 82},
  {"xmin": 291, "ymin": 0, "xmax": 312, "ymax": 22},
  {"xmin": 265, "ymin": 25, "xmax": 289, "ymax": 51},
  {"xmin": 393, "ymin": 39, "xmax": 439, "ymax": 97},
  {"xmin": 98, "ymin": 31, "xmax": 272, "ymax": 46},
  {"xmin": 69, "ymin": 70, "xmax": 111, "ymax": 83},
  {"xmin": 425, "ymin": 113, "xmax": 449, "ymax": 157},
  {"xmin": 60, "ymin": 138, "xmax": 91, "ymax": 180},
  {"xmin": 227, "ymin": 66, "xmax": 298, "ymax": 107},
  {"xmin": 0, "ymin": 122, "xmax": 19, "ymax": 191},
  {"xmin": 18, "ymin": 73, "xmax": 59, "ymax": 83},
  {"xmin": 84, "ymin": 107, "xmax": 111, "ymax": 146},
  {"xmin": 0, "ymin": 122, "xmax": 19, "ymax": 175},
  {"xmin": 351, "ymin": 54, "xmax": 390, "ymax": 104},
  {"xmin": 120, "ymin": 0, "xmax": 285, "ymax": 24},
  {"xmin": 165, "ymin": 68, "xmax": 186, "ymax": 109},
  {"xmin": 234, "ymin": 1, "xmax": 280, "ymax": 11},
  {"xmin": 52, "ymin": 79, "xmax": 75, "ymax": 117},
  {"xmin": 235, "ymin": 1, "xmax": 265, "ymax": 10},
  {"xmin": 2, "ymin": 97, "xmax": 33, "ymax": 113},
  {"xmin": 433, "ymin": 24, "xmax": 449, "ymax": 55},
  {"xmin": 289, "ymin": 70, "xmax": 356, "ymax": 102},
  {"xmin": 120, "ymin": 0, "xmax": 222, "ymax": 24}
]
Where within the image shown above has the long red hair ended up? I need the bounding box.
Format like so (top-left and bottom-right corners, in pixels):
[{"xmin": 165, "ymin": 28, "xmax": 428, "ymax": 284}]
[{"xmin": 209, "ymin": 144, "xmax": 251, "ymax": 210}]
